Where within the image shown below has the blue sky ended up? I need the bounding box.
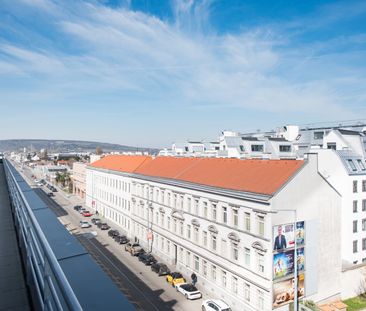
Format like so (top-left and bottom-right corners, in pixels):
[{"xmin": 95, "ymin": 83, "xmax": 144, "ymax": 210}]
[{"xmin": 0, "ymin": 0, "xmax": 366, "ymax": 148}]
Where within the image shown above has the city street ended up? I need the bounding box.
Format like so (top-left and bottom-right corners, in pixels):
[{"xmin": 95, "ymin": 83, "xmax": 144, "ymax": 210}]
[{"xmin": 17, "ymin": 163, "xmax": 204, "ymax": 311}]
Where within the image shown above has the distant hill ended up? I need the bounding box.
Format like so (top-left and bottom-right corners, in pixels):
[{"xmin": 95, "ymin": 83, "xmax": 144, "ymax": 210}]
[{"xmin": 0, "ymin": 139, "xmax": 158, "ymax": 154}]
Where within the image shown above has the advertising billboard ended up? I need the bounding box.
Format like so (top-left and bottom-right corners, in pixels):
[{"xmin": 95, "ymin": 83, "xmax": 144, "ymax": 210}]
[
  {"xmin": 273, "ymin": 223, "xmax": 295, "ymax": 251},
  {"xmin": 273, "ymin": 221, "xmax": 305, "ymax": 251},
  {"xmin": 273, "ymin": 250, "xmax": 294, "ymax": 279},
  {"xmin": 273, "ymin": 247, "xmax": 305, "ymax": 279},
  {"xmin": 273, "ymin": 274, "xmax": 305, "ymax": 309}
]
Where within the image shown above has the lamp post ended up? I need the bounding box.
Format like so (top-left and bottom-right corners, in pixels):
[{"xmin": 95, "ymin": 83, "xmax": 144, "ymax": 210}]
[{"xmin": 271, "ymin": 209, "xmax": 298, "ymax": 311}]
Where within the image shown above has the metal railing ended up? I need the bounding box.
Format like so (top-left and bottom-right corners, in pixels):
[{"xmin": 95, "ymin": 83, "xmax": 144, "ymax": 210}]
[{"xmin": 4, "ymin": 159, "xmax": 83, "ymax": 311}]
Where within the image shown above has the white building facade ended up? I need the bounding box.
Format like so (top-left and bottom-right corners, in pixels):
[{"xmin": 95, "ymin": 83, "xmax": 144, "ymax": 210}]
[{"xmin": 86, "ymin": 154, "xmax": 341, "ymax": 311}]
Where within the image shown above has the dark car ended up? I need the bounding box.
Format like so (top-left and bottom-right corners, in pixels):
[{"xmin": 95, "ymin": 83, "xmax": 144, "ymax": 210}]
[
  {"xmin": 151, "ymin": 263, "xmax": 170, "ymax": 276},
  {"xmin": 47, "ymin": 192, "xmax": 54, "ymax": 197},
  {"xmin": 140, "ymin": 254, "xmax": 157, "ymax": 266},
  {"xmin": 51, "ymin": 187, "xmax": 57, "ymax": 192},
  {"xmin": 74, "ymin": 205, "xmax": 82, "ymax": 211},
  {"xmin": 91, "ymin": 218, "xmax": 101, "ymax": 224},
  {"xmin": 108, "ymin": 229, "xmax": 120, "ymax": 238},
  {"xmin": 118, "ymin": 235, "xmax": 129, "ymax": 244},
  {"xmin": 100, "ymin": 223, "xmax": 110, "ymax": 230},
  {"xmin": 47, "ymin": 184, "xmax": 52, "ymax": 189}
]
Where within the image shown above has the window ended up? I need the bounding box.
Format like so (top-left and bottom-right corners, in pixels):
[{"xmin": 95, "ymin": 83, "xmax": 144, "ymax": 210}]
[
  {"xmin": 358, "ymin": 160, "xmax": 366, "ymax": 171},
  {"xmin": 353, "ymin": 220, "xmax": 358, "ymax": 233},
  {"xmin": 354, "ymin": 201, "xmax": 358, "ymax": 213},
  {"xmin": 258, "ymin": 215, "xmax": 265, "ymax": 236},
  {"xmin": 194, "ymin": 227, "xmax": 199, "ymax": 243},
  {"xmin": 279, "ymin": 145, "xmax": 291, "ymax": 152},
  {"xmin": 258, "ymin": 290, "xmax": 265, "ymax": 311},
  {"xmin": 348, "ymin": 160, "xmax": 357, "ymax": 171},
  {"xmin": 186, "ymin": 225, "xmax": 191, "ymax": 239},
  {"xmin": 363, "ymin": 200, "xmax": 366, "ymax": 211},
  {"xmin": 232, "ymin": 244, "xmax": 239, "ymax": 261},
  {"xmin": 363, "ymin": 238, "xmax": 366, "ymax": 251},
  {"xmin": 353, "ymin": 240, "xmax": 358, "ymax": 253},
  {"xmin": 222, "ymin": 271, "xmax": 227, "ymax": 288},
  {"xmin": 167, "ymin": 241, "xmax": 170, "ymax": 253},
  {"xmin": 327, "ymin": 143, "xmax": 336, "ymax": 150},
  {"xmin": 173, "ymin": 219, "xmax": 177, "ymax": 233},
  {"xmin": 186, "ymin": 251, "xmax": 191, "ymax": 266},
  {"xmin": 233, "ymin": 208, "xmax": 238, "ymax": 227},
  {"xmin": 203, "ymin": 202, "xmax": 208, "ymax": 218},
  {"xmin": 187, "ymin": 197, "xmax": 191, "ymax": 213},
  {"xmin": 194, "ymin": 255, "xmax": 199, "ymax": 271},
  {"xmin": 203, "ymin": 260, "xmax": 207, "ymax": 277},
  {"xmin": 232, "ymin": 276, "xmax": 238, "ymax": 294},
  {"xmin": 194, "ymin": 199, "xmax": 199, "ymax": 215},
  {"xmin": 245, "ymin": 212, "xmax": 251, "ymax": 232},
  {"xmin": 251, "ymin": 144, "xmax": 264, "ymax": 152},
  {"xmin": 212, "ymin": 203, "xmax": 217, "ymax": 221},
  {"xmin": 244, "ymin": 248, "xmax": 251, "ymax": 266},
  {"xmin": 353, "ymin": 180, "xmax": 358, "ymax": 193},
  {"xmin": 211, "ymin": 235, "xmax": 217, "ymax": 251},
  {"xmin": 179, "ymin": 221, "xmax": 184, "ymax": 235},
  {"xmin": 211, "ymin": 265, "xmax": 217, "ymax": 281},
  {"xmin": 244, "ymin": 283, "xmax": 250, "ymax": 301},
  {"xmin": 203, "ymin": 231, "xmax": 207, "ymax": 247},
  {"xmin": 239, "ymin": 145, "xmax": 245, "ymax": 152},
  {"xmin": 222, "ymin": 207, "xmax": 227, "ymax": 224},
  {"xmin": 363, "ymin": 219, "xmax": 366, "ymax": 231},
  {"xmin": 314, "ymin": 131, "xmax": 324, "ymax": 140},
  {"xmin": 167, "ymin": 217, "xmax": 171, "ymax": 230},
  {"xmin": 258, "ymin": 254, "xmax": 265, "ymax": 273},
  {"xmin": 363, "ymin": 180, "xmax": 366, "ymax": 192}
]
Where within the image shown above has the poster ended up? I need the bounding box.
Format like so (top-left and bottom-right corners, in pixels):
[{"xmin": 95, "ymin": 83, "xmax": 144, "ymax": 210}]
[
  {"xmin": 297, "ymin": 247, "xmax": 305, "ymax": 272},
  {"xmin": 273, "ymin": 274, "xmax": 305, "ymax": 309},
  {"xmin": 296, "ymin": 221, "xmax": 305, "ymax": 246},
  {"xmin": 273, "ymin": 223, "xmax": 295, "ymax": 251},
  {"xmin": 273, "ymin": 250, "xmax": 294, "ymax": 279},
  {"xmin": 273, "ymin": 221, "xmax": 305, "ymax": 251}
]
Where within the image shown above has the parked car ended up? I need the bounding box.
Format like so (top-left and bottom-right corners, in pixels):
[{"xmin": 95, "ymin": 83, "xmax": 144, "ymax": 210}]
[
  {"xmin": 201, "ymin": 300, "xmax": 232, "ymax": 311},
  {"xmin": 91, "ymin": 218, "xmax": 101, "ymax": 225},
  {"xmin": 79, "ymin": 208, "xmax": 86, "ymax": 214},
  {"xmin": 82, "ymin": 211, "xmax": 93, "ymax": 217},
  {"xmin": 74, "ymin": 205, "xmax": 82, "ymax": 211},
  {"xmin": 117, "ymin": 235, "xmax": 129, "ymax": 244},
  {"xmin": 100, "ymin": 223, "xmax": 110, "ymax": 230},
  {"xmin": 125, "ymin": 243, "xmax": 144, "ymax": 256},
  {"xmin": 79, "ymin": 221, "xmax": 91, "ymax": 228},
  {"xmin": 138, "ymin": 253, "xmax": 156, "ymax": 266},
  {"xmin": 151, "ymin": 263, "xmax": 170, "ymax": 276},
  {"xmin": 47, "ymin": 192, "xmax": 54, "ymax": 197},
  {"xmin": 47, "ymin": 184, "xmax": 52, "ymax": 190},
  {"xmin": 176, "ymin": 283, "xmax": 202, "ymax": 300},
  {"xmin": 166, "ymin": 272, "xmax": 186, "ymax": 287},
  {"xmin": 108, "ymin": 229, "xmax": 120, "ymax": 238},
  {"xmin": 51, "ymin": 187, "xmax": 57, "ymax": 192}
]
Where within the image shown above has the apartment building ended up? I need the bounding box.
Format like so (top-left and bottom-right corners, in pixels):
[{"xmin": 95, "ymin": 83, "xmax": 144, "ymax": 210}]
[
  {"xmin": 86, "ymin": 154, "xmax": 341, "ymax": 311},
  {"xmin": 72, "ymin": 162, "xmax": 87, "ymax": 199}
]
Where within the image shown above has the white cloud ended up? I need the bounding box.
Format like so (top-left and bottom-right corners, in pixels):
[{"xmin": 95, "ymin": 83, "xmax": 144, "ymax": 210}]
[{"xmin": 0, "ymin": 0, "xmax": 364, "ymax": 121}]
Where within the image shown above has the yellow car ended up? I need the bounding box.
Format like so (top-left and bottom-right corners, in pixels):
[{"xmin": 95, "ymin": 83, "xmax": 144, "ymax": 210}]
[{"xmin": 166, "ymin": 272, "xmax": 186, "ymax": 287}]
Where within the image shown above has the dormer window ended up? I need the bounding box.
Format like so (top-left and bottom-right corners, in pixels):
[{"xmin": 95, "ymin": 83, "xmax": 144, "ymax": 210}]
[{"xmin": 348, "ymin": 160, "xmax": 357, "ymax": 171}]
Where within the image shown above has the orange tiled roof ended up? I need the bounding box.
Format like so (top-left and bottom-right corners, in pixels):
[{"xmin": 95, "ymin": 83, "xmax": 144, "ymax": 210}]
[
  {"xmin": 90, "ymin": 155, "xmax": 304, "ymax": 195},
  {"xmin": 135, "ymin": 157, "xmax": 304, "ymax": 195},
  {"xmin": 89, "ymin": 155, "xmax": 152, "ymax": 173}
]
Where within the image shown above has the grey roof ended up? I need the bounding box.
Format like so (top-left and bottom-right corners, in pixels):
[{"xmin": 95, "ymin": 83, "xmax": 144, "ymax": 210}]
[
  {"xmin": 338, "ymin": 129, "xmax": 362, "ymax": 136},
  {"xmin": 268, "ymin": 137, "xmax": 289, "ymax": 142},
  {"xmin": 336, "ymin": 150, "xmax": 366, "ymax": 175},
  {"xmin": 241, "ymin": 137, "xmax": 259, "ymax": 141}
]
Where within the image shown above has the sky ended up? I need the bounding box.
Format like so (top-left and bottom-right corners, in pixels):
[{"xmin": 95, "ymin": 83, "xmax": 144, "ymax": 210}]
[{"xmin": 0, "ymin": 0, "xmax": 366, "ymax": 148}]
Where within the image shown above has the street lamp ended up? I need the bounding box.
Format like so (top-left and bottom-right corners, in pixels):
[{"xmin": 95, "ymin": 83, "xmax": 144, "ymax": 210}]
[{"xmin": 271, "ymin": 209, "xmax": 298, "ymax": 311}]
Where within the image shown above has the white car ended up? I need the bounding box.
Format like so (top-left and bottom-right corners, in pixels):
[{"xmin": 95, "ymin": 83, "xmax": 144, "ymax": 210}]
[
  {"xmin": 80, "ymin": 221, "xmax": 91, "ymax": 228},
  {"xmin": 201, "ymin": 299, "xmax": 232, "ymax": 311},
  {"xmin": 176, "ymin": 283, "xmax": 202, "ymax": 300}
]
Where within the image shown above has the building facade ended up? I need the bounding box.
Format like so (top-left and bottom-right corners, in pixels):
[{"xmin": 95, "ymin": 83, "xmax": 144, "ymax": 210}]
[
  {"xmin": 86, "ymin": 154, "xmax": 341, "ymax": 311},
  {"xmin": 72, "ymin": 162, "xmax": 87, "ymax": 199}
]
